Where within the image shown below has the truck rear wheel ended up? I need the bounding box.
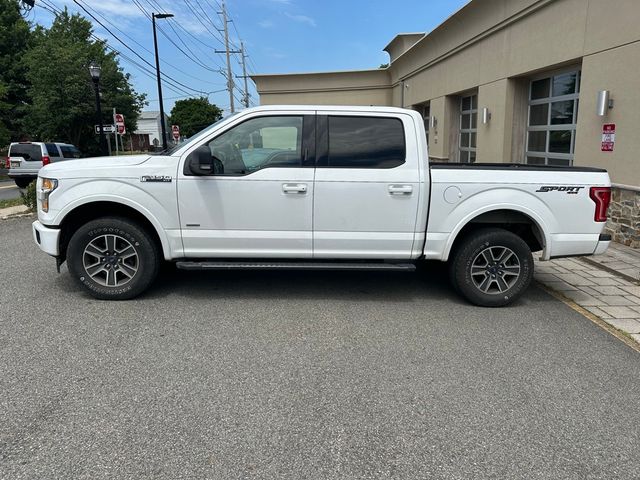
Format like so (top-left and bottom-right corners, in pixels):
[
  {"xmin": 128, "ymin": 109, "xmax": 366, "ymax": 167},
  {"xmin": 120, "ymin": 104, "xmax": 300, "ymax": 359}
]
[
  {"xmin": 450, "ymin": 228, "xmax": 533, "ymax": 307},
  {"xmin": 67, "ymin": 217, "xmax": 159, "ymax": 300}
]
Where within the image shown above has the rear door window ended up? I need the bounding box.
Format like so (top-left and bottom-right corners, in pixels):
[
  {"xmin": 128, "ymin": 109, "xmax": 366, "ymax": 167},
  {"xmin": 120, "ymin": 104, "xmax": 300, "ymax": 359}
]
[
  {"xmin": 9, "ymin": 144, "xmax": 42, "ymax": 162},
  {"xmin": 60, "ymin": 146, "xmax": 82, "ymax": 158},
  {"xmin": 327, "ymin": 116, "xmax": 406, "ymax": 168},
  {"xmin": 45, "ymin": 143, "xmax": 60, "ymax": 157},
  {"xmin": 45, "ymin": 143, "xmax": 58, "ymax": 157}
]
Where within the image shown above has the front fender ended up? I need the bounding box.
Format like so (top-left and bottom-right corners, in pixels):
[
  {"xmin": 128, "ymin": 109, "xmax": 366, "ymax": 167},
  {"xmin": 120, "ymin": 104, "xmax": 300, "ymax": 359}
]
[{"xmin": 40, "ymin": 178, "xmax": 180, "ymax": 260}]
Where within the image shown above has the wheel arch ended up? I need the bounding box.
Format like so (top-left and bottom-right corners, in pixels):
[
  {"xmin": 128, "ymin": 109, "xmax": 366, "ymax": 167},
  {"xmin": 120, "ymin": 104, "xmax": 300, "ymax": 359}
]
[
  {"xmin": 58, "ymin": 201, "xmax": 171, "ymax": 261},
  {"xmin": 444, "ymin": 206, "xmax": 550, "ymax": 261}
]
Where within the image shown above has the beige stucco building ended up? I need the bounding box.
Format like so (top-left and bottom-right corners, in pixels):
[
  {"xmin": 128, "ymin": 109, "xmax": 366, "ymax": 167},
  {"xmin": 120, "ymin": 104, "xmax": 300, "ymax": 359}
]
[{"xmin": 252, "ymin": 0, "xmax": 640, "ymax": 247}]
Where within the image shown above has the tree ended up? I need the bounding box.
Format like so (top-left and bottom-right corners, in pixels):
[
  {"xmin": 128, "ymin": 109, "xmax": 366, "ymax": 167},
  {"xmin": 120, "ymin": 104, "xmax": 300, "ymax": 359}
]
[
  {"xmin": 0, "ymin": 0, "xmax": 32, "ymax": 143},
  {"xmin": 170, "ymin": 97, "xmax": 223, "ymax": 138},
  {"xmin": 0, "ymin": 82, "xmax": 10, "ymax": 147},
  {"xmin": 22, "ymin": 9, "xmax": 145, "ymax": 155}
]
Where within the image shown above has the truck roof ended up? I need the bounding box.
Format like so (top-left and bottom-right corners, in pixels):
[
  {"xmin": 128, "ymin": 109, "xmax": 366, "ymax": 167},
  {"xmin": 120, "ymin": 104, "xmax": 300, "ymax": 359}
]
[{"xmin": 244, "ymin": 105, "xmax": 418, "ymax": 115}]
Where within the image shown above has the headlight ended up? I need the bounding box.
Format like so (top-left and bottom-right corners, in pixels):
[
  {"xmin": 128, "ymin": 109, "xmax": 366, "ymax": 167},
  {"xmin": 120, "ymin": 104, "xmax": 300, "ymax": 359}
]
[{"xmin": 38, "ymin": 178, "xmax": 58, "ymax": 213}]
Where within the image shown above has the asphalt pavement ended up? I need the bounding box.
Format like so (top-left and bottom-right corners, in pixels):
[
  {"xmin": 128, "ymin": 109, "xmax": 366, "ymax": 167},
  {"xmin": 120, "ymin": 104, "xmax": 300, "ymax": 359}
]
[
  {"xmin": 0, "ymin": 180, "xmax": 21, "ymax": 202},
  {"xmin": 1, "ymin": 216, "xmax": 639, "ymax": 479}
]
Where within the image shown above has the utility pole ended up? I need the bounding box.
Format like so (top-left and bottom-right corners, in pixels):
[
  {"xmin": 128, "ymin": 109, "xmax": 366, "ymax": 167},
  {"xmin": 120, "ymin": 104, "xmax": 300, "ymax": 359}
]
[
  {"xmin": 113, "ymin": 107, "xmax": 119, "ymax": 156},
  {"xmin": 215, "ymin": 0, "xmax": 240, "ymax": 112},
  {"xmin": 235, "ymin": 41, "xmax": 250, "ymax": 108}
]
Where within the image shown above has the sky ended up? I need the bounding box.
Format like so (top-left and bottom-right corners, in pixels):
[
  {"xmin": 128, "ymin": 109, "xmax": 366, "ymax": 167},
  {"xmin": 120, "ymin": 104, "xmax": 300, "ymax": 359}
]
[{"xmin": 29, "ymin": 0, "xmax": 470, "ymax": 115}]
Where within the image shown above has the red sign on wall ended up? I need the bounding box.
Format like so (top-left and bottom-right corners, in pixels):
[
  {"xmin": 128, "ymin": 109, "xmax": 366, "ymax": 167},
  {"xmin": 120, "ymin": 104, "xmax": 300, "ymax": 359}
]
[{"xmin": 601, "ymin": 123, "xmax": 615, "ymax": 152}]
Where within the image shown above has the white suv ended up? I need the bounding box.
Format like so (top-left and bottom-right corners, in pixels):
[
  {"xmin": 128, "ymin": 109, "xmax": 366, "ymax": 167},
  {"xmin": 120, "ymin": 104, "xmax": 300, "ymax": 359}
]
[{"xmin": 6, "ymin": 142, "xmax": 81, "ymax": 188}]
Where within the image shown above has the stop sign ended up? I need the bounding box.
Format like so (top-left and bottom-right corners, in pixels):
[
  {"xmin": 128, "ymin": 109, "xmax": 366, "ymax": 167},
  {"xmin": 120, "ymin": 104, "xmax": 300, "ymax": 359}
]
[
  {"xmin": 114, "ymin": 113, "xmax": 125, "ymax": 134},
  {"xmin": 171, "ymin": 125, "xmax": 180, "ymax": 141}
]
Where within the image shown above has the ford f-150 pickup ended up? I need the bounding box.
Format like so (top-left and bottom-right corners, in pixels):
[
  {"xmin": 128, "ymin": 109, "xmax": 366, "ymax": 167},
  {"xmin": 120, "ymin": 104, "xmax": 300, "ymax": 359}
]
[{"xmin": 31, "ymin": 105, "xmax": 612, "ymax": 306}]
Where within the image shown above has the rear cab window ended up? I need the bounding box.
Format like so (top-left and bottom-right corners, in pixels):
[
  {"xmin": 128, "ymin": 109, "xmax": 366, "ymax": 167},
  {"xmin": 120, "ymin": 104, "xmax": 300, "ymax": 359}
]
[
  {"xmin": 9, "ymin": 143, "xmax": 42, "ymax": 162},
  {"xmin": 326, "ymin": 116, "xmax": 406, "ymax": 168}
]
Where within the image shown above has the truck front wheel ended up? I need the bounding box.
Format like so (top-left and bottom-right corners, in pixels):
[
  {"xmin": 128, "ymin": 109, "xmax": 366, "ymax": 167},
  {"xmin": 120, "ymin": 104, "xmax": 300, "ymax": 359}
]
[
  {"xmin": 450, "ymin": 228, "xmax": 533, "ymax": 307},
  {"xmin": 66, "ymin": 217, "xmax": 160, "ymax": 300}
]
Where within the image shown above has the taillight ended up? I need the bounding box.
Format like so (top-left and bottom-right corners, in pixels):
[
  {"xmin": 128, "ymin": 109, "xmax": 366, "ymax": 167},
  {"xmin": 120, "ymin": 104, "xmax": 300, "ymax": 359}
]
[
  {"xmin": 4, "ymin": 156, "xmax": 9, "ymax": 169},
  {"xmin": 589, "ymin": 186, "xmax": 611, "ymax": 222},
  {"xmin": 42, "ymin": 155, "xmax": 50, "ymax": 166}
]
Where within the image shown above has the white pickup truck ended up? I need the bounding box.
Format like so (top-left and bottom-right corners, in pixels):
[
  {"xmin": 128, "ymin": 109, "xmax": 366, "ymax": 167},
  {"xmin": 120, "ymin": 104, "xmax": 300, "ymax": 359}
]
[{"xmin": 31, "ymin": 106, "xmax": 612, "ymax": 306}]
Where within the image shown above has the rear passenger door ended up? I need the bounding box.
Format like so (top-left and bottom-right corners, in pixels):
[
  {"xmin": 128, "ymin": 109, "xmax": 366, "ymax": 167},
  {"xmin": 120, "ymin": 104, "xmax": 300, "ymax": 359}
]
[
  {"xmin": 313, "ymin": 113, "xmax": 421, "ymax": 259},
  {"xmin": 45, "ymin": 143, "xmax": 62, "ymax": 163}
]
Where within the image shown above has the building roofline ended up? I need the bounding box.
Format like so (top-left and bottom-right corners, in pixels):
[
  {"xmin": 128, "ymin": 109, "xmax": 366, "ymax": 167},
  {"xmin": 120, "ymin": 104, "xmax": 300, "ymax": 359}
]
[
  {"xmin": 389, "ymin": 0, "xmax": 474, "ymax": 64},
  {"xmin": 251, "ymin": 67, "xmax": 385, "ymax": 79},
  {"xmin": 382, "ymin": 32, "xmax": 426, "ymax": 52}
]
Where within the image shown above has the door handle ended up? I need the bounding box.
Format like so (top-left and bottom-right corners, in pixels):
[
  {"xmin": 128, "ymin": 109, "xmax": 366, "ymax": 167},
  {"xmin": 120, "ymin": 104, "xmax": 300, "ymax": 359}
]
[
  {"xmin": 388, "ymin": 184, "xmax": 413, "ymax": 195},
  {"xmin": 282, "ymin": 183, "xmax": 308, "ymax": 194}
]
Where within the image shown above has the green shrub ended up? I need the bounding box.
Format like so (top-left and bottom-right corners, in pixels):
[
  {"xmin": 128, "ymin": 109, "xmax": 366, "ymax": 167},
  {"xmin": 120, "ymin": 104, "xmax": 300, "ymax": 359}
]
[{"xmin": 20, "ymin": 181, "xmax": 37, "ymax": 211}]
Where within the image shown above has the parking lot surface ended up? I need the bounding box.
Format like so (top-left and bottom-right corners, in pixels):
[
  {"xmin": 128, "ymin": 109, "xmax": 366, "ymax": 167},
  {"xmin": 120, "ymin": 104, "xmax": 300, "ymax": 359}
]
[{"xmin": 1, "ymin": 216, "xmax": 640, "ymax": 479}]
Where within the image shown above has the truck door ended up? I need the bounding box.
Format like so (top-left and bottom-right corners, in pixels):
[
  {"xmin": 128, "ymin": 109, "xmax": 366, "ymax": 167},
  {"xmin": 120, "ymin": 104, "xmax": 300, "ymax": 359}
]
[
  {"xmin": 178, "ymin": 113, "xmax": 316, "ymax": 257},
  {"xmin": 313, "ymin": 113, "xmax": 421, "ymax": 259}
]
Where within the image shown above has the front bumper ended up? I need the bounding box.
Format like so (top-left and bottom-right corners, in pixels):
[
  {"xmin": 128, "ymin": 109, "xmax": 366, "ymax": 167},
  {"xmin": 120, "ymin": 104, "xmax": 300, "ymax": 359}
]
[{"xmin": 32, "ymin": 220, "xmax": 60, "ymax": 256}]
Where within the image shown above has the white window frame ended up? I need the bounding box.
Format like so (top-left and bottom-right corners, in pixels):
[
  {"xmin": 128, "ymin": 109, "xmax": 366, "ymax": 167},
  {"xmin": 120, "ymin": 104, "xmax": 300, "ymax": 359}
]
[{"xmin": 526, "ymin": 69, "xmax": 581, "ymax": 166}]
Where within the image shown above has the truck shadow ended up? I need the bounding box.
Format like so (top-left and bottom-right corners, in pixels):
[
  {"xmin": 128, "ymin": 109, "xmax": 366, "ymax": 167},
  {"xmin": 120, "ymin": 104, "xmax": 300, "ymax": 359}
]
[{"xmin": 143, "ymin": 260, "xmax": 466, "ymax": 304}]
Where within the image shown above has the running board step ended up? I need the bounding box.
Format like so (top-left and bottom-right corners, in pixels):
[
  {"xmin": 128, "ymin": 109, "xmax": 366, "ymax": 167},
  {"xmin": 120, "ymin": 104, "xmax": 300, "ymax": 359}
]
[{"xmin": 176, "ymin": 261, "xmax": 416, "ymax": 272}]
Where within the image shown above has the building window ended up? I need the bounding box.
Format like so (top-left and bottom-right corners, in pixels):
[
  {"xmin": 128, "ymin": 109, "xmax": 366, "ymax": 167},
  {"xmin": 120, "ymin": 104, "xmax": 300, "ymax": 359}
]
[
  {"xmin": 459, "ymin": 94, "xmax": 477, "ymax": 163},
  {"xmin": 526, "ymin": 70, "xmax": 580, "ymax": 166}
]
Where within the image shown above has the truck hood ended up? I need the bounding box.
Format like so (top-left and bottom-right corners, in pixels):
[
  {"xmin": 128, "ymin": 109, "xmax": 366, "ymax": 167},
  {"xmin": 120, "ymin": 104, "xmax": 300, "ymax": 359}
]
[{"xmin": 40, "ymin": 154, "xmax": 152, "ymax": 178}]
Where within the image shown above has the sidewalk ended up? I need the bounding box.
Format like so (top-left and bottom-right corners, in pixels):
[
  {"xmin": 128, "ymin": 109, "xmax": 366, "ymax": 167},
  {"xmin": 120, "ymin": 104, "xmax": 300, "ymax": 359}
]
[
  {"xmin": 535, "ymin": 242, "xmax": 640, "ymax": 345},
  {"xmin": 0, "ymin": 204, "xmax": 30, "ymax": 219}
]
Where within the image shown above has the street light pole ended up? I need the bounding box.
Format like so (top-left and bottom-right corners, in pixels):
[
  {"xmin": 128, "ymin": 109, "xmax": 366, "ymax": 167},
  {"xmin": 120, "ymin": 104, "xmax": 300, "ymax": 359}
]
[
  {"xmin": 89, "ymin": 61, "xmax": 107, "ymax": 156},
  {"xmin": 152, "ymin": 12, "xmax": 173, "ymax": 151}
]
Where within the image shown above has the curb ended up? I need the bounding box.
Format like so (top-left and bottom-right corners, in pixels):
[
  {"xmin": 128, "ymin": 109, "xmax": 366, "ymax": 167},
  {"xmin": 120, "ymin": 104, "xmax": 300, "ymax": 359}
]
[
  {"xmin": 580, "ymin": 256, "xmax": 640, "ymax": 285},
  {"xmin": 0, "ymin": 205, "xmax": 32, "ymax": 220},
  {"xmin": 536, "ymin": 281, "xmax": 640, "ymax": 352},
  {"xmin": 1, "ymin": 212, "xmax": 35, "ymax": 220}
]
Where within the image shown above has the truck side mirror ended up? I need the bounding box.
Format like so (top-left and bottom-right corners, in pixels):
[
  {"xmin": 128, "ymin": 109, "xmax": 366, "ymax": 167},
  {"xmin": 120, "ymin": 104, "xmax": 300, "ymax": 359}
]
[{"xmin": 185, "ymin": 145, "xmax": 214, "ymax": 175}]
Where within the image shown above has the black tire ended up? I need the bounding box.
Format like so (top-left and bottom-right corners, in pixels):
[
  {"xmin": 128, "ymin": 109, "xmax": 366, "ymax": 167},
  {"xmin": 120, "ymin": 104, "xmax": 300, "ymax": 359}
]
[
  {"xmin": 67, "ymin": 217, "xmax": 160, "ymax": 300},
  {"xmin": 449, "ymin": 228, "xmax": 533, "ymax": 307},
  {"xmin": 15, "ymin": 178, "xmax": 33, "ymax": 188}
]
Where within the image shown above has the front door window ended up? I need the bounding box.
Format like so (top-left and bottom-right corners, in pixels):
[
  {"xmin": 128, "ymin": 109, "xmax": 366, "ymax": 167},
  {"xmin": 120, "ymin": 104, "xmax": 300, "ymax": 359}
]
[{"xmin": 207, "ymin": 116, "xmax": 304, "ymax": 175}]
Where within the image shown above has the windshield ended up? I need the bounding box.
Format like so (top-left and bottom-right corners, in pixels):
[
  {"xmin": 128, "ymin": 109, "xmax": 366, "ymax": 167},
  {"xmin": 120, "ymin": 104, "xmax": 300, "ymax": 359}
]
[{"xmin": 159, "ymin": 114, "xmax": 237, "ymax": 155}]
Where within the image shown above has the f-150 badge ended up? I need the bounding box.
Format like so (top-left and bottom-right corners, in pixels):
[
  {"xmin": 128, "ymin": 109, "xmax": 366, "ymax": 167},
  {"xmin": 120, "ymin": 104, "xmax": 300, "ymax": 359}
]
[
  {"xmin": 140, "ymin": 175, "xmax": 172, "ymax": 182},
  {"xmin": 535, "ymin": 186, "xmax": 584, "ymax": 194}
]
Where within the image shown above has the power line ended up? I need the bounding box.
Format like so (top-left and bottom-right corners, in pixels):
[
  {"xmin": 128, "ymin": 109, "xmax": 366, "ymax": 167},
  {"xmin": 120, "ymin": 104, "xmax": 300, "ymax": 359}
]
[
  {"xmin": 76, "ymin": 0, "xmax": 224, "ymax": 88},
  {"xmin": 37, "ymin": 0, "xmax": 197, "ymax": 99},
  {"xmin": 72, "ymin": 0, "xmax": 205, "ymax": 94},
  {"xmin": 183, "ymin": 0, "xmax": 226, "ymax": 46},
  {"xmin": 131, "ymin": 0, "xmax": 224, "ymax": 74}
]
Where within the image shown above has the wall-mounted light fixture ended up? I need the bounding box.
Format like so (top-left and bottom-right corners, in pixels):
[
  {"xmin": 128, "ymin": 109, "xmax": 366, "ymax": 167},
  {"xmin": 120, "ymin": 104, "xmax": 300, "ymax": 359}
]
[
  {"xmin": 482, "ymin": 107, "xmax": 491, "ymax": 124},
  {"xmin": 430, "ymin": 115, "xmax": 437, "ymax": 130},
  {"xmin": 596, "ymin": 90, "xmax": 614, "ymax": 116}
]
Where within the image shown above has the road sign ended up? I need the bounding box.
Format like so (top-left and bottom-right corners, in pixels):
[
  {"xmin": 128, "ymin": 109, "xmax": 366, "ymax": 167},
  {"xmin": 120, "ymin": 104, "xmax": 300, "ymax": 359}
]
[
  {"xmin": 95, "ymin": 124, "xmax": 116, "ymax": 134},
  {"xmin": 171, "ymin": 125, "xmax": 180, "ymax": 141},
  {"xmin": 114, "ymin": 113, "xmax": 126, "ymax": 135},
  {"xmin": 601, "ymin": 123, "xmax": 615, "ymax": 152}
]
